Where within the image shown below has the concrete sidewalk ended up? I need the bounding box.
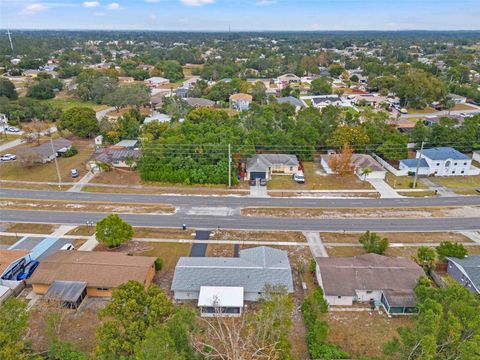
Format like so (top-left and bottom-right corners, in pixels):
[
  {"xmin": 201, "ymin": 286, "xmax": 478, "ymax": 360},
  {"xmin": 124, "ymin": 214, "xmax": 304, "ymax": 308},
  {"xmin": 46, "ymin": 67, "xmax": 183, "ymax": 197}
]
[
  {"xmin": 304, "ymin": 231, "xmax": 328, "ymax": 257},
  {"xmin": 367, "ymin": 179, "xmax": 402, "ymax": 198},
  {"xmin": 67, "ymin": 171, "xmax": 96, "ymax": 192}
]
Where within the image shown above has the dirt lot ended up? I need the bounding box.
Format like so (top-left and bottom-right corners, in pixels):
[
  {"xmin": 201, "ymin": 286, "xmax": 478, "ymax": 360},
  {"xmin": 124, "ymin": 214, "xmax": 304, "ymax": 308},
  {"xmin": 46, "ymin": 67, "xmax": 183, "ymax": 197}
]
[
  {"xmin": 322, "ymin": 232, "xmax": 473, "ymax": 244},
  {"xmin": 0, "ymin": 198, "xmax": 175, "ymax": 214},
  {"xmin": 267, "ymin": 162, "xmax": 372, "ymax": 190},
  {"xmin": 0, "ymin": 235, "xmax": 21, "ymax": 245},
  {"xmin": 205, "ymin": 244, "xmax": 236, "ymax": 257},
  {"xmin": 242, "ymin": 206, "xmax": 480, "ymax": 219},
  {"xmin": 327, "ymin": 311, "xmax": 413, "ymax": 358},
  {"xmin": 66, "ymin": 225, "xmax": 96, "ymax": 236},
  {"xmin": 210, "ymin": 229, "xmax": 306, "ymax": 242},
  {"xmin": 134, "ymin": 227, "xmax": 196, "ymax": 239},
  {"xmin": 3, "ymin": 223, "xmax": 58, "ymax": 234},
  {"xmin": 28, "ymin": 297, "xmax": 108, "ymax": 353}
]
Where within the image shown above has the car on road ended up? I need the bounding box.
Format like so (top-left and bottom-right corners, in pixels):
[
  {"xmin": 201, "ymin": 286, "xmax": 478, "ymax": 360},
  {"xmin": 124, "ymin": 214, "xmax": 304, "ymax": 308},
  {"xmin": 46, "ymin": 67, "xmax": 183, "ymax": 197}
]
[
  {"xmin": 70, "ymin": 168, "xmax": 79, "ymax": 178},
  {"xmin": 293, "ymin": 171, "xmax": 305, "ymax": 184},
  {"xmin": 16, "ymin": 260, "xmax": 40, "ymax": 281},
  {"xmin": 60, "ymin": 243, "xmax": 75, "ymax": 251},
  {"xmin": 259, "ymin": 178, "xmax": 267, "ymax": 186},
  {"xmin": 0, "ymin": 154, "xmax": 16, "ymax": 161}
]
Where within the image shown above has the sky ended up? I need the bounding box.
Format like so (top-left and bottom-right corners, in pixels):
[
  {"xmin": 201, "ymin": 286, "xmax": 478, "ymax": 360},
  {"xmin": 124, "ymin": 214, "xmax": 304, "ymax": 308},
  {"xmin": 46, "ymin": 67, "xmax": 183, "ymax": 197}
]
[{"xmin": 1, "ymin": 0, "xmax": 480, "ymax": 31}]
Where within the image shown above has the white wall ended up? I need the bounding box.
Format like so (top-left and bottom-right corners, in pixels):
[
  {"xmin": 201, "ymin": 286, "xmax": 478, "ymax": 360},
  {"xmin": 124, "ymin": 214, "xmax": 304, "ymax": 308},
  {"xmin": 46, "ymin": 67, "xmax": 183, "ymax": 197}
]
[
  {"xmin": 325, "ymin": 295, "xmax": 354, "ymax": 306},
  {"xmin": 355, "ymin": 290, "xmax": 383, "ymax": 302},
  {"xmin": 174, "ymin": 290, "xmax": 200, "ymax": 301},
  {"xmin": 473, "ymin": 152, "xmax": 480, "ymax": 163},
  {"xmin": 422, "ymin": 155, "xmax": 475, "ymax": 176}
]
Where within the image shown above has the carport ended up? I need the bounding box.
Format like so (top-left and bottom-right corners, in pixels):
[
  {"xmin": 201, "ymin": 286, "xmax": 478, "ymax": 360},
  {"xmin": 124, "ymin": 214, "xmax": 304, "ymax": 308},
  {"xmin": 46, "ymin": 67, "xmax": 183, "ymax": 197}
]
[{"xmin": 44, "ymin": 280, "xmax": 87, "ymax": 309}]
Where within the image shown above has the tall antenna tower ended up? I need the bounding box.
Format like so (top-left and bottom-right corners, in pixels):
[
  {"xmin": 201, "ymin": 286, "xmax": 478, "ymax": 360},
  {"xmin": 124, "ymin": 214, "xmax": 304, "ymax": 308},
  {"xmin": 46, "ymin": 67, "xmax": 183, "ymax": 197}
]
[{"xmin": 6, "ymin": 29, "xmax": 14, "ymax": 55}]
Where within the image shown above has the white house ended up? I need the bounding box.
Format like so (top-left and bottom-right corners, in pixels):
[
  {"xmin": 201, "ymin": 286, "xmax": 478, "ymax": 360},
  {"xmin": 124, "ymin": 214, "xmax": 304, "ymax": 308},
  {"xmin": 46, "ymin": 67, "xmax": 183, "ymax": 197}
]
[
  {"xmin": 229, "ymin": 93, "xmax": 253, "ymax": 111},
  {"xmin": 275, "ymin": 73, "xmax": 300, "ymax": 87},
  {"xmin": 321, "ymin": 153, "xmax": 386, "ymax": 180},
  {"xmin": 417, "ymin": 147, "xmax": 480, "ymax": 176},
  {"xmin": 144, "ymin": 77, "xmax": 170, "ymax": 88},
  {"xmin": 300, "ymin": 95, "xmax": 353, "ymax": 109}
]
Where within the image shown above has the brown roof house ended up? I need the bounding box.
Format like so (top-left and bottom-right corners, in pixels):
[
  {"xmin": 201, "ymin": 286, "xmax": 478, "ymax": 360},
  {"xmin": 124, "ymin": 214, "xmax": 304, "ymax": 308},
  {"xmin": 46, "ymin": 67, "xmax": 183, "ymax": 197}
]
[
  {"xmin": 29, "ymin": 251, "xmax": 157, "ymax": 303},
  {"xmin": 315, "ymin": 253, "xmax": 424, "ymax": 315}
]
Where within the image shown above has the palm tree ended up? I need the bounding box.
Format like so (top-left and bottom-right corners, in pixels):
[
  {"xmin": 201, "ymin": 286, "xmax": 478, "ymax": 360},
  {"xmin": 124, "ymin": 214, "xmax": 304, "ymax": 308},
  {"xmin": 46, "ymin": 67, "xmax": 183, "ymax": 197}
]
[{"xmin": 360, "ymin": 167, "xmax": 372, "ymax": 182}]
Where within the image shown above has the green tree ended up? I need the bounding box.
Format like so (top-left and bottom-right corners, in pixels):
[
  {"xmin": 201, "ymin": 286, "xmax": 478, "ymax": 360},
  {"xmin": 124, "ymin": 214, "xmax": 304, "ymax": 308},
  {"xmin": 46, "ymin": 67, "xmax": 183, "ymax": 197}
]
[
  {"xmin": 59, "ymin": 107, "xmax": 99, "ymax": 138},
  {"xmin": 162, "ymin": 60, "xmax": 184, "ymax": 82},
  {"xmin": 96, "ymin": 281, "xmax": 174, "ymax": 358},
  {"xmin": 251, "ymin": 81, "xmax": 267, "ymax": 103},
  {"xmin": 0, "ymin": 298, "xmax": 29, "ymax": 360},
  {"xmin": 394, "ymin": 69, "xmax": 446, "ymax": 109},
  {"xmin": 377, "ymin": 132, "xmax": 408, "ymax": 161},
  {"xmin": 358, "ymin": 231, "xmax": 389, "ymax": 254},
  {"xmin": 416, "ymin": 246, "xmax": 436, "ymax": 270},
  {"xmin": 384, "ymin": 282, "xmax": 480, "ymax": 359},
  {"xmin": 104, "ymin": 83, "xmax": 150, "ymax": 110},
  {"xmin": 27, "ymin": 79, "xmax": 56, "ymax": 99},
  {"xmin": 95, "ymin": 214, "xmax": 133, "ymax": 248},
  {"xmin": 436, "ymin": 241, "xmax": 468, "ymax": 262},
  {"xmin": 327, "ymin": 125, "xmax": 370, "ymax": 149},
  {"xmin": 0, "ymin": 78, "xmax": 18, "ymax": 100},
  {"xmin": 328, "ymin": 64, "xmax": 345, "ymax": 78},
  {"xmin": 310, "ymin": 77, "xmax": 332, "ymax": 95}
]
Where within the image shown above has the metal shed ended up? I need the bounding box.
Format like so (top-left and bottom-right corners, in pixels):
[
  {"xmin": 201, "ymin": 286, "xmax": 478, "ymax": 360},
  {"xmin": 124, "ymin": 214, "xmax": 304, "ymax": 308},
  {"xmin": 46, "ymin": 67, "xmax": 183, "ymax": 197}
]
[{"xmin": 44, "ymin": 281, "xmax": 87, "ymax": 309}]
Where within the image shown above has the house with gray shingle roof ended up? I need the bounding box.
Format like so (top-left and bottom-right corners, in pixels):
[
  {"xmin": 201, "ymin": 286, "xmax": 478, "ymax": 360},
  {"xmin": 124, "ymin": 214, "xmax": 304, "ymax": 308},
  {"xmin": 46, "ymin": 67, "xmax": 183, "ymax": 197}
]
[
  {"xmin": 246, "ymin": 154, "xmax": 299, "ymax": 181},
  {"xmin": 275, "ymin": 96, "xmax": 305, "ymax": 112},
  {"xmin": 447, "ymin": 256, "xmax": 480, "ymax": 294},
  {"xmin": 171, "ymin": 246, "xmax": 294, "ymax": 313}
]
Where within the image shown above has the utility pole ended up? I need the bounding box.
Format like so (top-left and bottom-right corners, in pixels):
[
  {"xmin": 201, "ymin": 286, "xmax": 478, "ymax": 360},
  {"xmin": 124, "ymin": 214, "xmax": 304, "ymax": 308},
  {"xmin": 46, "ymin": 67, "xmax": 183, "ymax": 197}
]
[
  {"xmin": 50, "ymin": 136, "xmax": 62, "ymax": 189},
  {"xmin": 412, "ymin": 141, "xmax": 424, "ymax": 189},
  {"xmin": 228, "ymin": 144, "xmax": 232, "ymax": 188}
]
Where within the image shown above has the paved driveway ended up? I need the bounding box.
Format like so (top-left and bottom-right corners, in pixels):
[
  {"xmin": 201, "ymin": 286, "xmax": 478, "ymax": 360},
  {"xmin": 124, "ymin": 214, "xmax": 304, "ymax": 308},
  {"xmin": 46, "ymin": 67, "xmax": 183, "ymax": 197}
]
[
  {"xmin": 367, "ymin": 178, "xmax": 402, "ymax": 198},
  {"xmin": 189, "ymin": 230, "xmax": 211, "ymax": 257}
]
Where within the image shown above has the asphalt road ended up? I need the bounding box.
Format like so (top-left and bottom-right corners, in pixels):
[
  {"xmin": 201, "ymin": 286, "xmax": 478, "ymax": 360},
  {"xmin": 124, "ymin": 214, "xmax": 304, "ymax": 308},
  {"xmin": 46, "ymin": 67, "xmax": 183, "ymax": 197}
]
[
  {"xmin": 2, "ymin": 189, "xmax": 480, "ymax": 208},
  {"xmin": 1, "ymin": 209, "xmax": 479, "ymax": 232}
]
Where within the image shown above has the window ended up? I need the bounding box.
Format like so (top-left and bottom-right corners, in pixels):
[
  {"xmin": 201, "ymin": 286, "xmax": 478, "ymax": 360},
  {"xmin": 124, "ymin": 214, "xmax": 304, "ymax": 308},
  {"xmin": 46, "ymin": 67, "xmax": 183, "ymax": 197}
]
[
  {"xmin": 337, "ymin": 296, "xmax": 342, "ymax": 299},
  {"xmin": 366, "ymin": 290, "xmax": 373, "ymax": 294},
  {"xmin": 289, "ymin": 166, "xmax": 293, "ymax": 171},
  {"xmin": 97, "ymin": 287, "xmax": 109, "ymax": 291},
  {"xmin": 461, "ymin": 171, "xmax": 465, "ymax": 174},
  {"xmin": 452, "ymin": 171, "xmax": 456, "ymax": 174},
  {"xmin": 436, "ymin": 163, "xmax": 440, "ymax": 166},
  {"xmin": 464, "ymin": 162, "xmax": 467, "ymax": 165},
  {"xmin": 454, "ymin": 162, "xmax": 457, "ymax": 166}
]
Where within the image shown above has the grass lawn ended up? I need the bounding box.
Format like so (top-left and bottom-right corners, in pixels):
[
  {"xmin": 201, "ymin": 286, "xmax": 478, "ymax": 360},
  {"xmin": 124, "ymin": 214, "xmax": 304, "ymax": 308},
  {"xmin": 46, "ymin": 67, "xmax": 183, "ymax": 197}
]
[
  {"xmin": 0, "ymin": 134, "xmax": 21, "ymax": 145},
  {"xmin": 452, "ymin": 103, "xmax": 477, "ymax": 111},
  {"xmin": 0, "ymin": 235, "xmax": 22, "ymax": 245},
  {"xmin": 182, "ymin": 64, "xmax": 203, "ymax": 76},
  {"xmin": 4, "ymin": 223, "xmax": 57, "ymax": 234},
  {"xmin": 322, "ymin": 232, "xmax": 472, "ymax": 244},
  {"xmin": 66, "ymin": 226, "xmax": 96, "ymax": 236},
  {"xmin": 328, "ymin": 311, "xmax": 413, "ymax": 358},
  {"xmin": 406, "ymin": 106, "xmax": 437, "ymax": 114},
  {"xmin": 44, "ymin": 97, "xmax": 109, "ymax": 112},
  {"xmin": 267, "ymin": 162, "xmax": 372, "ymax": 190},
  {"xmin": 385, "ymin": 172, "xmax": 427, "ymax": 189},
  {"xmin": 133, "ymin": 227, "xmax": 196, "ymax": 240},
  {"xmin": 210, "ymin": 229, "xmax": 306, "ymax": 242},
  {"xmin": 0, "ymin": 139, "xmax": 94, "ymax": 183},
  {"xmin": 430, "ymin": 175, "xmax": 480, "ymax": 189}
]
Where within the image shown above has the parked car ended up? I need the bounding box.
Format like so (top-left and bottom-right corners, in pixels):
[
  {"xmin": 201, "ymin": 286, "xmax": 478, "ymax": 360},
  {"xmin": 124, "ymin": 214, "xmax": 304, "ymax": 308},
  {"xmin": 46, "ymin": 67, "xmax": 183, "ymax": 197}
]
[
  {"xmin": 0, "ymin": 154, "xmax": 16, "ymax": 161},
  {"xmin": 293, "ymin": 171, "xmax": 305, "ymax": 184},
  {"xmin": 60, "ymin": 243, "xmax": 75, "ymax": 251},
  {"xmin": 7, "ymin": 127, "xmax": 19, "ymax": 133},
  {"xmin": 16, "ymin": 260, "xmax": 40, "ymax": 281},
  {"xmin": 249, "ymin": 179, "xmax": 256, "ymax": 186},
  {"xmin": 476, "ymin": 188, "xmax": 480, "ymax": 194},
  {"xmin": 70, "ymin": 168, "xmax": 79, "ymax": 178},
  {"xmin": 259, "ymin": 178, "xmax": 267, "ymax": 186}
]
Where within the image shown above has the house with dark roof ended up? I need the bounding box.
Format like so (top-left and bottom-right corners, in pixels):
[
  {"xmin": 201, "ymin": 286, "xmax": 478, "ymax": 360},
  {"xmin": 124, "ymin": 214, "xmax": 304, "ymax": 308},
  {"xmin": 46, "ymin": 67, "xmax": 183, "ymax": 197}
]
[
  {"xmin": 171, "ymin": 246, "xmax": 294, "ymax": 316},
  {"xmin": 246, "ymin": 154, "xmax": 300, "ymax": 181},
  {"xmin": 398, "ymin": 158, "xmax": 431, "ymax": 176},
  {"xmin": 17, "ymin": 138, "xmax": 72, "ymax": 164},
  {"xmin": 315, "ymin": 253, "xmax": 424, "ymax": 315},
  {"xmin": 447, "ymin": 256, "xmax": 480, "ymax": 294},
  {"xmin": 185, "ymin": 97, "xmax": 215, "ymax": 108},
  {"xmin": 400, "ymin": 147, "xmax": 480, "ymax": 177}
]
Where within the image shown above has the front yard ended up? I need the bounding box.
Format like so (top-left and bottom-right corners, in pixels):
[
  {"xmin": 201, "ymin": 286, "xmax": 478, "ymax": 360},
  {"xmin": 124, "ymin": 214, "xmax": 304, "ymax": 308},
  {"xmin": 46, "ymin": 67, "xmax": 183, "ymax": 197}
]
[
  {"xmin": 430, "ymin": 175, "xmax": 480, "ymax": 189},
  {"xmin": 0, "ymin": 139, "xmax": 94, "ymax": 183},
  {"xmin": 267, "ymin": 162, "xmax": 372, "ymax": 190},
  {"xmin": 385, "ymin": 172, "xmax": 427, "ymax": 189}
]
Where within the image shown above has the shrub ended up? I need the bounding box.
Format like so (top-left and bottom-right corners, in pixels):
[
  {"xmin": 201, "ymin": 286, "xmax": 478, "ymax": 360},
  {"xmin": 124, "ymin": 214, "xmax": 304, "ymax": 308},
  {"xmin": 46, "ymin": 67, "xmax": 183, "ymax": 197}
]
[
  {"xmin": 358, "ymin": 231, "xmax": 389, "ymax": 255},
  {"xmin": 309, "ymin": 258, "xmax": 317, "ymax": 273},
  {"xmin": 154, "ymin": 258, "xmax": 163, "ymax": 271},
  {"xmin": 436, "ymin": 241, "xmax": 468, "ymax": 262},
  {"xmin": 64, "ymin": 146, "xmax": 78, "ymax": 158}
]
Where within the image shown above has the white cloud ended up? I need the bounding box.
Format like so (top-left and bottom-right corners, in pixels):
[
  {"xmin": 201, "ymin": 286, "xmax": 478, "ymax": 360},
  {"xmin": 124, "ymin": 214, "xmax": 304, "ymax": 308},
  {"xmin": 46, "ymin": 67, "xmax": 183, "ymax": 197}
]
[
  {"xmin": 106, "ymin": 2, "xmax": 120, "ymax": 10},
  {"xmin": 256, "ymin": 0, "xmax": 276, "ymax": 5},
  {"xmin": 83, "ymin": 1, "xmax": 100, "ymax": 8},
  {"xmin": 180, "ymin": 0, "xmax": 214, "ymax": 7},
  {"xmin": 19, "ymin": 3, "xmax": 48, "ymax": 16}
]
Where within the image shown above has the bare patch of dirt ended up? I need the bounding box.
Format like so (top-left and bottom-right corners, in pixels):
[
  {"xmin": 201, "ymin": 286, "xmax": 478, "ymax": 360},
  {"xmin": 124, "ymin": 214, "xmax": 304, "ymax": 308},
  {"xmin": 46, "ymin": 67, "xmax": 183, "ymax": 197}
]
[{"xmin": 210, "ymin": 230, "xmax": 306, "ymax": 242}]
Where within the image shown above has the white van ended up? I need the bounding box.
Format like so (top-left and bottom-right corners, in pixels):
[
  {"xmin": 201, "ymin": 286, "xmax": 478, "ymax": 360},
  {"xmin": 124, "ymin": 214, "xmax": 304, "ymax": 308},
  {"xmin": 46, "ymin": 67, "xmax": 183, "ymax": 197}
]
[
  {"xmin": 293, "ymin": 171, "xmax": 305, "ymax": 184},
  {"xmin": 60, "ymin": 243, "xmax": 75, "ymax": 251}
]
